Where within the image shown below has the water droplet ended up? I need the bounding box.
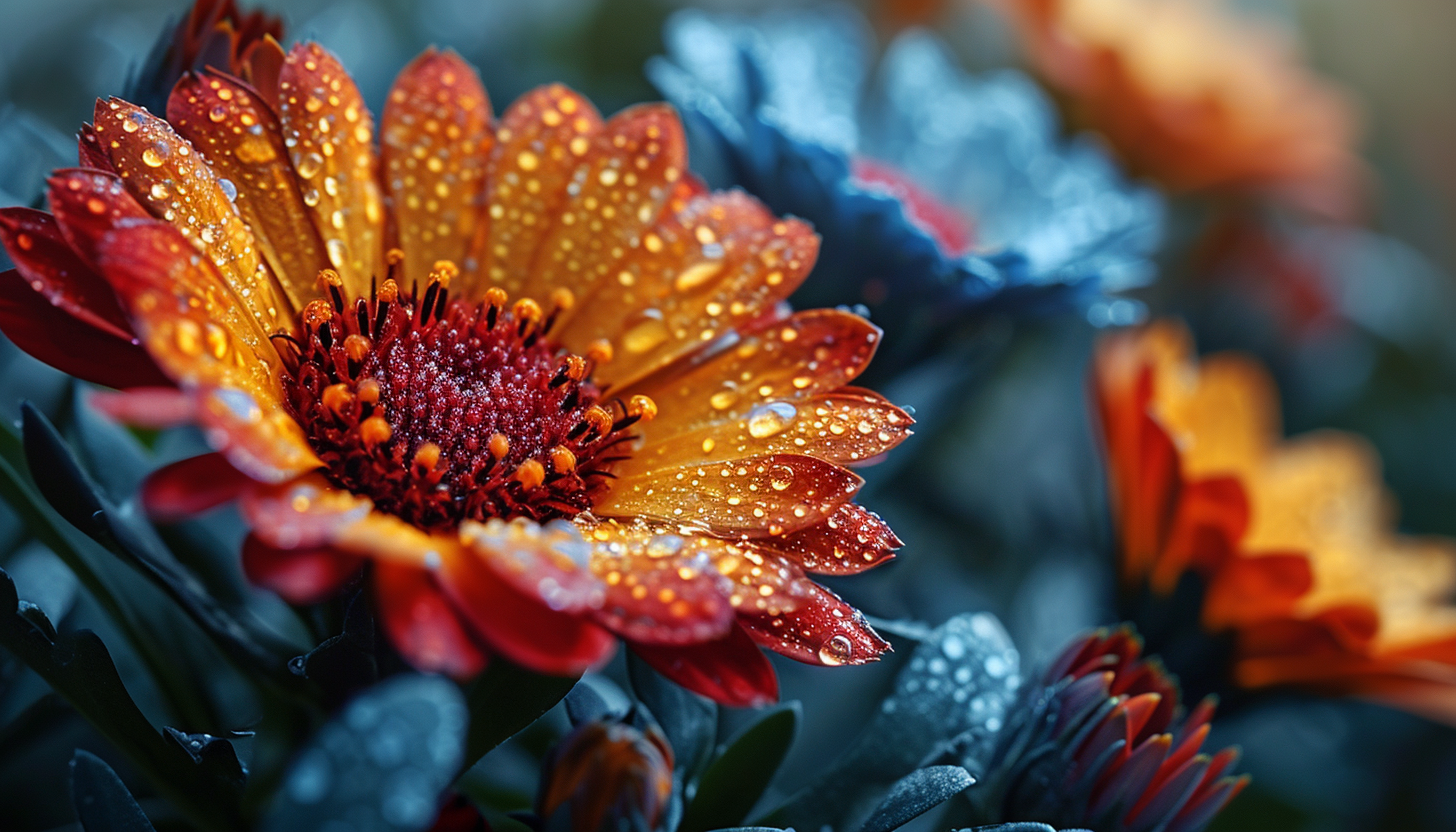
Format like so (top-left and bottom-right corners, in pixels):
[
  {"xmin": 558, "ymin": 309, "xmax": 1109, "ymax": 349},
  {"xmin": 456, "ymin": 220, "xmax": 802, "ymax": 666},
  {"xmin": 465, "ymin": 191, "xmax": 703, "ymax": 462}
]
[
  {"xmin": 302, "ymin": 188, "xmax": 321, "ymax": 207},
  {"xmin": 208, "ymin": 105, "xmax": 227, "ymax": 123},
  {"xmin": 622, "ymin": 309, "xmax": 668, "ymax": 353},
  {"xmin": 218, "ymin": 178, "xmax": 238, "ymax": 201},
  {"xmin": 141, "ymin": 143, "xmax": 169, "ymax": 167},
  {"xmin": 673, "ymin": 260, "xmax": 723, "ymax": 292},
  {"xmin": 747, "ymin": 402, "xmax": 797, "ymax": 439},
  {"xmin": 326, "ymin": 238, "xmax": 349, "ymax": 269},
  {"xmin": 297, "ymin": 152, "xmax": 324, "ymax": 179},
  {"xmin": 173, "ymin": 320, "xmax": 203, "ymax": 355},
  {"xmin": 149, "ymin": 182, "xmax": 169, "ymax": 200},
  {"xmin": 121, "ymin": 116, "xmax": 140, "ymax": 133},
  {"xmin": 818, "ymin": 634, "xmax": 853, "ymax": 666},
  {"xmin": 234, "ymin": 138, "xmax": 276, "ymax": 164},
  {"xmin": 709, "ymin": 387, "xmax": 738, "ymax": 411},
  {"xmin": 768, "ymin": 463, "xmax": 795, "ymax": 491}
]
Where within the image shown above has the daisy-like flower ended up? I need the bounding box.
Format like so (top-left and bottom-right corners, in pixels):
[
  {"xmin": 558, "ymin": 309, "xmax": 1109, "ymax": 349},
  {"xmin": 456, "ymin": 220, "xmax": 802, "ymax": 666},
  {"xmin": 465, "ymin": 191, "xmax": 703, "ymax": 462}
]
[
  {"xmin": 989, "ymin": 0, "xmax": 1363, "ymax": 219},
  {"xmin": 0, "ymin": 42, "xmax": 909, "ymax": 705},
  {"xmin": 974, "ymin": 627, "xmax": 1246, "ymax": 832},
  {"xmin": 1094, "ymin": 320, "xmax": 1456, "ymax": 721},
  {"xmin": 649, "ymin": 6, "xmax": 1162, "ymax": 373}
]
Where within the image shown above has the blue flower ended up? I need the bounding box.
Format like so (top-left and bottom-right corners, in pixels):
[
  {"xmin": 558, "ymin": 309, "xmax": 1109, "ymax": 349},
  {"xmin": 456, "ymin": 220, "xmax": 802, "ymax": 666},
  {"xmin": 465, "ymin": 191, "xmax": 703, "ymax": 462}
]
[{"xmin": 649, "ymin": 5, "xmax": 1164, "ymax": 370}]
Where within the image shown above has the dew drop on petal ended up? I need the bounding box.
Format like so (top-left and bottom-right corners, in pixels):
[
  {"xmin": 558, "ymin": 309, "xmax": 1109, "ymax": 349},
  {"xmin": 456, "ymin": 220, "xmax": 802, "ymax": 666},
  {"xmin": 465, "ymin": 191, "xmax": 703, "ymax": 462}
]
[
  {"xmin": 818, "ymin": 634, "xmax": 853, "ymax": 666},
  {"xmin": 768, "ymin": 463, "xmax": 795, "ymax": 491},
  {"xmin": 218, "ymin": 178, "xmax": 238, "ymax": 202},
  {"xmin": 297, "ymin": 151, "xmax": 324, "ymax": 179},
  {"xmin": 142, "ymin": 143, "xmax": 169, "ymax": 167},
  {"xmin": 622, "ymin": 309, "xmax": 669, "ymax": 353},
  {"xmin": 747, "ymin": 401, "xmax": 797, "ymax": 439}
]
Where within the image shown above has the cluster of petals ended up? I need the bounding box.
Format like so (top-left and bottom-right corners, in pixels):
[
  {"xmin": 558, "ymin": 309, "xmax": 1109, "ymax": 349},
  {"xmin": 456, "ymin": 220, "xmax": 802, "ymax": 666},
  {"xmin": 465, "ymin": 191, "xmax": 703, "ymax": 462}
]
[
  {"xmin": 991, "ymin": 0, "xmax": 1363, "ymax": 218},
  {"xmin": 1095, "ymin": 320, "xmax": 1456, "ymax": 721},
  {"xmin": 0, "ymin": 37, "xmax": 908, "ymax": 705},
  {"xmin": 982, "ymin": 627, "xmax": 1246, "ymax": 832}
]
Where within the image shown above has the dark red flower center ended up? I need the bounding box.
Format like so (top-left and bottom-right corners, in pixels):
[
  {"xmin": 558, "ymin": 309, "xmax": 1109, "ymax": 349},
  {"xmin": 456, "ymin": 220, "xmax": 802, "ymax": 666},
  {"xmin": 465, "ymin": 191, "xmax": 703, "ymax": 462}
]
[{"xmin": 277, "ymin": 261, "xmax": 651, "ymax": 532}]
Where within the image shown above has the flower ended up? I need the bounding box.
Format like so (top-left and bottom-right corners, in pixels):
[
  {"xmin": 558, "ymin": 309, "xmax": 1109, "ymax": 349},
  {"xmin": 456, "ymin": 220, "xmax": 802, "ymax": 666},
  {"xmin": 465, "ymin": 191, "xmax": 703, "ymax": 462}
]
[
  {"xmin": 128, "ymin": 0, "xmax": 285, "ymax": 115},
  {"xmin": 989, "ymin": 0, "xmax": 1363, "ymax": 219},
  {"xmin": 974, "ymin": 626, "xmax": 1246, "ymax": 832},
  {"xmin": 0, "ymin": 42, "xmax": 907, "ymax": 706},
  {"xmin": 648, "ymin": 6, "xmax": 1162, "ymax": 373},
  {"xmin": 536, "ymin": 717, "xmax": 674, "ymax": 832},
  {"xmin": 1094, "ymin": 320, "xmax": 1456, "ymax": 721}
]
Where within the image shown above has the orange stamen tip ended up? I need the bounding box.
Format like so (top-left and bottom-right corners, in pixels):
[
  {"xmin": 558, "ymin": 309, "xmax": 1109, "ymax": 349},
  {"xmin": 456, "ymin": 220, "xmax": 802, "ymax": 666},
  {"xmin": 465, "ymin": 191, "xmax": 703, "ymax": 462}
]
[
  {"xmin": 360, "ymin": 415, "xmax": 393, "ymax": 448},
  {"xmin": 302, "ymin": 298, "xmax": 334, "ymax": 328},
  {"xmin": 488, "ymin": 432, "xmax": 511, "ymax": 459},
  {"xmin": 584, "ymin": 405, "xmax": 614, "ymax": 434},
  {"xmin": 316, "ymin": 268, "xmax": 343, "ymax": 288},
  {"xmin": 550, "ymin": 287, "xmax": 575, "ymax": 312},
  {"xmin": 413, "ymin": 442, "xmax": 442, "ymax": 471},
  {"xmin": 386, "ymin": 247, "xmax": 406, "ymax": 265},
  {"xmin": 513, "ymin": 297, "xmax": 543, "ymax": 322},
  {"xmin": 513, "ymin": 458, "xmax": 546, "ymax": 490},
  {"xmin": 628, "ymin": 394, "xmax": 658, "ymax": 421},
  {"xmin": 563, "ymin": 355, "xmax": 588, "ymax": 382},
  {"xmin": 484, "ymin": 287, "xmax": 508, "ymax": 308},
  {"xmin": 549, "ymin": 446, "xmax": 577, "ymax": 473},
  {"xmin": 356, "ymin": 378, "xmax": 381, "ymax": 405},
  {"xmin": 431, "ymin": 259, "xmax": 460, "ymax": 280},
  {"xmin": 378, "ymin": 279, "xmax": 400, "ymax": 304},
  {"xmin": 586, "ymin": 339, "xmax": 613, "ymax": 364},
  {"xmin": 321, "ymin": 383, "xmax": 354, "ymax": 414},
  {"xmin": 344, "ymin": 334, "xmax": 372, "ymax": 362}
]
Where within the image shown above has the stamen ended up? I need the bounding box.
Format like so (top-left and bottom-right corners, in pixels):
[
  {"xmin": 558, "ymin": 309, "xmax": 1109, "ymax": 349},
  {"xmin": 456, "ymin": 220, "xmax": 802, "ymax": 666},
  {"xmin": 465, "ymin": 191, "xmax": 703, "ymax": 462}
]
[
  {"xmin": 549, "ymin": 446, "xmax": 577, "ymax": 473},
  {"xmin": 317, "ymin": 269, "xmax": 346, "ymax": 312},
  {"xmin": 360, "ymin": 415, "xmax": 392, "ymax": 448},
  {"xmin": 513, "ymin": 459, "xmax": 546, "ymax": 490}
]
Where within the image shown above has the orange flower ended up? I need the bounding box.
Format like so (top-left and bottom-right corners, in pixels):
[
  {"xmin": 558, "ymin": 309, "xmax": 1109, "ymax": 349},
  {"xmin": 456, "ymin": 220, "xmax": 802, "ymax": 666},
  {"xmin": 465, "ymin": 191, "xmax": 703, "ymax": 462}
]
[
  {"xmin": 990, "ymin": 0, "xmax": 1363, "ymax": 218},
  {"xmin": 0, "ymin": 43, "xmax": 908, "ymax": 706},
  {"xmin": 1094, "ymin": 320, "xmax": 1456, "ymax": 722}
]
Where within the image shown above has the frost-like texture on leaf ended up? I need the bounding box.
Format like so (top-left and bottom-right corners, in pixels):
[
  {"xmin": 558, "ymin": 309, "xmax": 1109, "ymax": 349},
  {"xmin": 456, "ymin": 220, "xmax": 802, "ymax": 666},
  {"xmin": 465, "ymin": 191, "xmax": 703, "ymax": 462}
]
[
  {"xmin": 769, "ymin": 613, "xmax": 1021, "ymax": 831},
  {"xmin": 650, "ymin": 7, "xmax": 1163, "ymax": 373},
  {"xmin": 261, "ymin": 675, "xmax": 468, "ymax": 832},
  {"xmin": 859, "ymin": 765, "xmax": 974, "ymax": 832}
]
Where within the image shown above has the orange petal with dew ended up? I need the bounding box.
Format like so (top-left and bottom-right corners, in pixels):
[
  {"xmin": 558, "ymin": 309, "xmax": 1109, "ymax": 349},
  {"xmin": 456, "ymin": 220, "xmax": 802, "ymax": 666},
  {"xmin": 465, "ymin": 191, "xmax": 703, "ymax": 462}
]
[
  {"xmin": 518, "ymin": 103, "xmax": 685, "ymax": 305},
  {"xmin": 594, "ymin": 452, "xmax": 863, "ymax": 538},
  {"xmin": 623, "ymin": 390, "xmax": 913, "ymax": 476},
  {"xmin": 436, "ymin": 542, "xmax": 616, "ymax": 676},
  {"xmin": 279, "ymin": 42, "xmax": 385, "ymax": 297},
  {"xmin": 374, "ymin": 560, "xmax": 490, "ymax": 678},
  {"xmin": 241, "ymin": 533, "xmax": 362, "ymax": 605},
  {"xmin": 754, "ymin": 502, "xmax": 900, "ymax": 575},
  {"xmin": 459, "ymin": 517, "xmax": 605, "ymax": 615},
  {"xmin": 168, "ymin": 70, "xmax": 331, "ymax": 309},
  {"xmin": 462, "ymin": 84, "xmax": 602, "ymax": 298},
  {"xmin": 630, "ymin": 624, "xmax": 778, "ymax": 707},
  {"xmin": 142, "ymin": 452, "xmax": 255, "ymax": 522},
  {"xmin": 46, "ymin": 169, "xmax": 152, "ymax": 268},
  {"xmin": 78, "ymin": 124, "xmax": 112, "ymax": 171},
  {"xmin": 93, "ymin": 99, "xmax": 291, "ymax": 334},
  {"xmin": 567, "ymin": 192, "xmax": 818, "ymax": 391},
  {"xmin": 0, "ymin": 206, "xmax": 133, "ymax": 340},
  {"xmin": 578, "ymin": 518, "xmax": 737, "ymax": 645},
  {"xmin": 97, "ymin": 223, "xmax": 319, "ymax": 482},
  {"xmin": 381, "ymin": 48, "xmax": 493, "ymax": 288},
  {"xmin": 625, "ymin": 309, "xmax": 883, "ymax": 438},
  {"xmin": 738, "ymin": 576, "xmax": 889, "ymax": 666}
]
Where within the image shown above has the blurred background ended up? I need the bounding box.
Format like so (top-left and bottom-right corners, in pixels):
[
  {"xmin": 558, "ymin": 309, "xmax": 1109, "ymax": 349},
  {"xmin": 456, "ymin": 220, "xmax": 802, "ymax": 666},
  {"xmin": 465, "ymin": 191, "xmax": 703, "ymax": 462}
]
[{"xmin": 2, "ymin": 1, "xmax": 1455, "ymax": 831}]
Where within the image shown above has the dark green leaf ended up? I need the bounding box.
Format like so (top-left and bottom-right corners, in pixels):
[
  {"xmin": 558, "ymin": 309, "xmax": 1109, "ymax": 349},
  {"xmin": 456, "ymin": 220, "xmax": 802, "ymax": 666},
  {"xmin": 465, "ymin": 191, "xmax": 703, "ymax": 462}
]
[
  {"xmin": 0, "ymin": 567, "xmax": 242, "ymax": 831},
  {"xmin": 564, "ymin": 678, "xmax": 612, "ymax": 726},
  {"xmin": 628, "ymin": 651, "xmax": 716, "ymax": 776},
  {"xmin": 858, "ymin": 766, "xmax": 974, "ymax": 832},
  {"xmin": 259, "ymin": 675, "xmax": 467, "ymax": 832},
  {"xmin": 70, "ymin": 749, "xmax": 158, "ymax": 832},
  {"xmin": 19, "ymin": 403, "xmax": 299, "ymax": 692},
  {"xmin": 680, "ymin": 703, "xmax": 799, "ymax": 832},
  {"xmin": 164, "ymin": 727, "xmax": 250, "ymax": 795},
  {"xmin": 294, "ymin": 591, "xmax": 378, "ymax": 708},
  {"xmin": 462, "ymin": 659, "xmax": 579, "ymax": 771}
]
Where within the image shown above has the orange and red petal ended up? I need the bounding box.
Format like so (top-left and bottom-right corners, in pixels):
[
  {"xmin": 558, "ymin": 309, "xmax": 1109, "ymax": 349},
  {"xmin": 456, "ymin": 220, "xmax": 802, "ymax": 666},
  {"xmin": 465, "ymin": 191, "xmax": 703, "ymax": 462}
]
[
  {"xmin": 459, "ymin": 518, "xmax": 605, "ymax": 615},
  {"xmin": 463, "ymin": 83, "xmax": 603, "ymax": 299},
  {"xmin": 738, "ymin": 578, "xmax": 890, "ymax": 666},
  {"xmin": 631, "ymin": 623, "xmax": 779, "ymax": 707},
  {"xmin": 754, "ymin": 502, "xmax": 900, "ymax": 575},
  {"xmin": 381, "ymin": 48, "xmax": 493, "ymax": 288},
  {"xmin": 374, "ymin": 560, "xmax": 490, "ymax": 678},
  {"xmin": 167, "ymin": 69, "xmax": 331, "ymax": 310},
  {"xmin": 241, "ymin": 533, "xmax": 363, "ymax": 605},
  {"xmin": 0, "ymin": 206, "xmax": 134, "ymax": 340},
  {"xmin": 594, "ymin": 452, "xmax": 863, "ymax": 538},
  {"xmin": 278, "ymin": 42, "xmax": 386, "ymax": 297},
  {"xmin": 0, "ymin": 269, "xmax": 170, "ymax": 389},
  {"xmin": 142, "ymin": 452, "xmax": 255, "ymax": 522},
  {"xmin": 437, "ymin": 546, "xmax": 616, "ymax": 676},
  {"xmin": 582, "ymin": 520, "xmax": 737, "ymax": 645}
]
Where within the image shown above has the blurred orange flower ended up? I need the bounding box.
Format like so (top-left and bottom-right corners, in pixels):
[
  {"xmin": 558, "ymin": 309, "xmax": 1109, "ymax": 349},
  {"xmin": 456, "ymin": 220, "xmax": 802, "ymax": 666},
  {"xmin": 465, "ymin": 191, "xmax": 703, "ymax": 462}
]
[
  {"xmin": 1094, "ymin": 320, "xmax": 1456, "ymax": 722},
  {"xmin": 0, "ymin": 42, "xmax": 905, "ymax": 706},
  {"xmin": 991, "ymin": 0, "xmax": 1364, "ymax": 218}
]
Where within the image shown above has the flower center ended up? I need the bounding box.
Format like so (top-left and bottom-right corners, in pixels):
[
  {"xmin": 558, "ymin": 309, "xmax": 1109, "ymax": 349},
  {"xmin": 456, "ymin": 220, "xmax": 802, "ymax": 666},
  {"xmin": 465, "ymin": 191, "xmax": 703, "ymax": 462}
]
[{"xmin": 277, "ymin": 261, "xmax": 653, "ymax": 532}]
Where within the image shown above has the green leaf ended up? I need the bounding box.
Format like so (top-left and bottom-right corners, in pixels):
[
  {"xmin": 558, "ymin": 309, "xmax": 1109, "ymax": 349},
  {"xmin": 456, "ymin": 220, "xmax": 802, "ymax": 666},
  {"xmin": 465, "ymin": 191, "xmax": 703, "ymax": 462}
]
[
  {"xmin": 628, "ymin": 651, "xmax": 717, "ymax": 777},
  {"xmin": 680, "ymin": 703, "xmax": 800, "ymax": 832},
  {"xmin": 70, "ymin": 749, "xmax": 158, "ymax": 832},
  {"xmin": 0, "ymin": 566, "xmax": 243, "ymax": 832},
  {"xmin": 858, "ymin": 766, "xmax": 974, "ymax": 832},
  {"xmin": 462, "ymin": 659, "xmax": 579, "ymax": 771},
  {"xmin": 259, "ymin": 675, "xmax": 467, "ymax": 832}
]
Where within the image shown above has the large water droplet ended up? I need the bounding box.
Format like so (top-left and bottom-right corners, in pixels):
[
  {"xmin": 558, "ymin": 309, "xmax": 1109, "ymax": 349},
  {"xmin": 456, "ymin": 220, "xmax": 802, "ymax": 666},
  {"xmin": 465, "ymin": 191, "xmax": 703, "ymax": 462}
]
[
  {"xmin": 768, "ymin": 463, "xmax": 795, "ymax": 491},
  {"xmin": 709, "ymin": 386, "xmax": 738, "ymax": 411},
  {"xmin": 218, "ymin": 178, "xmax": 238, "ymax": 201},
  {"xmin": 818, "ymin": 634, "xmax": 853, "ymax": 666},
  {"xmin": 208, "ymin": 105, "xmax": 227, "ymax": 123},
  {"xmin": 747, "ymin": 401, "xmax": 797, "ymax": 439},
  {"xmin": 326, "ymin": 238, "xmax": 350, "ymax": 269},
  {"xmin": 622, "ymin": 309, "xmax": 669, "ymax": 353},
  {"xmin": 297, "ymin": 151, "xmax": 324, "ymax": 179},
  {"xmin": 141, "ymin": 143, "xmax": 169, "ymax": 168},
  {"xmin": 149, "ymin": 182, "xmax": 169, "ymax": 200},
  {"xmin": 672, "ymin": 260, "xmax": 722, "ymax": 292}
]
